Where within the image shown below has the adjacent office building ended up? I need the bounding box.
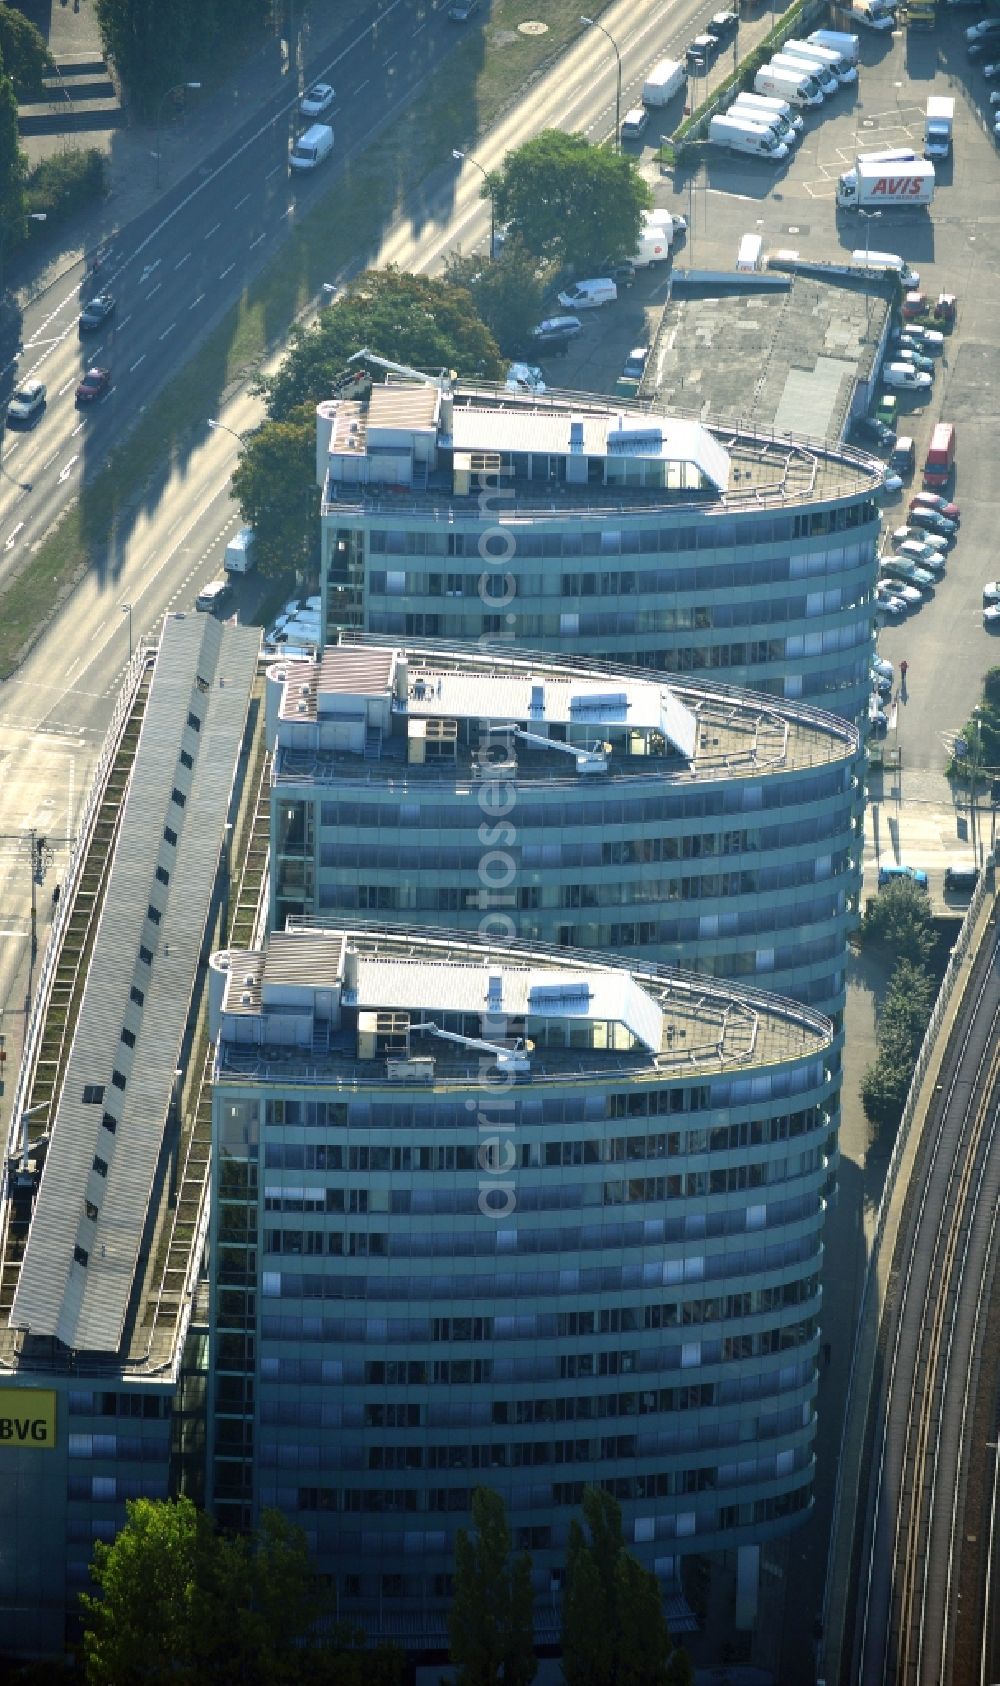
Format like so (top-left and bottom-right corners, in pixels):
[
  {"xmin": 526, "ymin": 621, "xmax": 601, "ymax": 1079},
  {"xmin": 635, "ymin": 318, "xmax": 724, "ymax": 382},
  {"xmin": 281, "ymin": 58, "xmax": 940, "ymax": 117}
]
[
  {"xmin": 316, "ymin": 373, "xmax": 883, "ymax": 722},
  {"xmin": 267, "ymin": 639, "xmax": 862, "ymax": 1018},
  {"xmin": 208, "ymin": 923, "xmax": 836, "ymax": 1648}
]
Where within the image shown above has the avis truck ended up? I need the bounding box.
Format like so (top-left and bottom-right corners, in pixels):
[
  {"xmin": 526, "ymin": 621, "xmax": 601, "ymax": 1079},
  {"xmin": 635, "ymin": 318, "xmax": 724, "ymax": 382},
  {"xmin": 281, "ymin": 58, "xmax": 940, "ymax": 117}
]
[{"xmin": 837, "ymin": 157, "xmax": 935, "ymax": 209}]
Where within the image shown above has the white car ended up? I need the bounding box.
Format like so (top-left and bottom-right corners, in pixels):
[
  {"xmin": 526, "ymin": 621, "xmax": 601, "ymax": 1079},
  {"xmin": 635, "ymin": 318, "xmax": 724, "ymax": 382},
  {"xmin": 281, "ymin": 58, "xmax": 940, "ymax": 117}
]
[
  {"xmin": 880, "ymin": 470, "xmax": 904, "ymax": 496},
  {"xmin": 898, "ymin": 539, "xmax": 945, "ymax": 570},
  {"xmin": 883, "ymin": 363, "xmax": 933, "ymax": 391},
  {"xmin": 983, "ymin": 581, "xmax": 1000, "ymax": 604},
  {"xmin": 873, "ymin": 655, "xmax": 894, "ymax": 680},
  {"xmin": 300, "ymin": 82, "xmax": 335, "ymax": 116},
  {"xmin": 6, "ymin": 379, "xmax": 46, "ymax": 424},
  {"xmin": 890, "ymin": 525, "xmax": 947, "ymax": 552},
  {"xmin": 506, "ymin": 361, "xmax": 546, "ymax": 394},
  {"xmin": 984, "ymin": 603, "xmax": 1000, "ymax": 626},
  {"xmin": 984, "ymin": 60, "xmax": 1000, "ymax": 76}
]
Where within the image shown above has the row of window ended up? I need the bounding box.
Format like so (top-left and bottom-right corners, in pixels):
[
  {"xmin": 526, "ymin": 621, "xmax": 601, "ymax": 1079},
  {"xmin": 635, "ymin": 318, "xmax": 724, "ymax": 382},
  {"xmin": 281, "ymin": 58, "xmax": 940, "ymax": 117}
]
[
  {"xmin": 362, "ymin": 509, "xmax": 875, "ymax": 558},
  {"xmin": 309, "ymin": 827, "xmax": 850, "ymax": 873}
]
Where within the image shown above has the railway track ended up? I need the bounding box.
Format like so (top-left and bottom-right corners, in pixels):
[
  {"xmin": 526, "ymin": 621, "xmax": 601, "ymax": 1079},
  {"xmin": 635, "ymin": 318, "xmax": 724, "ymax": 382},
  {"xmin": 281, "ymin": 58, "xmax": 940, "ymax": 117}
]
[{"xmin": 855, "ymin": 932, "xmax": 1000, "ymax": 1686}]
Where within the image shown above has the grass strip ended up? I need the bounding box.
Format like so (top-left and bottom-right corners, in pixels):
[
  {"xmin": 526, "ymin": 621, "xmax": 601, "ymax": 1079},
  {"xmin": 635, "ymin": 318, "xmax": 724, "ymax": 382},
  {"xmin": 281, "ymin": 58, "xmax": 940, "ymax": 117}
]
[{"xmin": 0, "ymin": 0, "xmax": 609, "ymax": 678}]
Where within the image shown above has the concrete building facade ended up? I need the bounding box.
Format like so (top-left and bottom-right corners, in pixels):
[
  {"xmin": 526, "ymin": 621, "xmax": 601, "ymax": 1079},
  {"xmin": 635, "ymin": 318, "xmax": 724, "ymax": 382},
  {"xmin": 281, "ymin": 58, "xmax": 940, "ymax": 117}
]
[
  {"xmin": 207, "ymin": 923, "xmax": 836, "ymax": 1648},
  {"xmin": 316, "ymin": 374, "xmax": 884, "ymax": 723}
]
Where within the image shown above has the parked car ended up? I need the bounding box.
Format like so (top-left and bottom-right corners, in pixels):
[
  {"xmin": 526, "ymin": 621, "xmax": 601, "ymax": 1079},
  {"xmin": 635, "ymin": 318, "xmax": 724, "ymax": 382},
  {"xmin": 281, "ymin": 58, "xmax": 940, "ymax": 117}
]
[
  {"xmin": 908, "ymin": 506, "xmax": 958, "ymax": 538},
  {"xmin": 873, "ymin": 655, "xmax": 894, "ymax": 681},
  {"xmin": 74, "ymin": 366, "xmax": 111, "ymax": 404},
  {"xmin": 878, "ymin": 863, "xmax": 929, "ymax": 888},
  {"xmin": 896, "ymin": 347, "xmax": 935, "ymax": 374},
  {"xmin": 620, "ymin": 106, "xmax": 650, "ymax": 142},
  {"xmin": 984, "ymin": 59, "xmax": 1000, "ymax": 75},
  {"xmin": 299, "ymin": 82, "xmax": 335, "ymax": 116},
  {"xmin": 880, "ymin": 556, "xmax": 935, "ymax": 588},
  {"xmin": 78, "ymin": 293, "xmax": 116, "ymax": 333},
  {"xmin": 897, "ymin": 539, "xmax": 945, "ymax": 569},
  {"xmin": 966, "ymin": 15, "xmax": 1000, "ymax": 37},
  {"xmin": 622, "ymin": 346, "xmax": 649, "ymax": 381},
  {"xmin": 891, "ymin": 525, "xmax": 947, "ymax": 552},
  {"xmin": 447, "ymin": 0, "xmax": 479, "ymax": 17},
  {"xmin": 5, "ymin": 379, "xmax": 46, "ymax": 425},
  {"xmin": 900, "ymin": 323, "xmax": 944, "ymax": 351},
  {"xmin": 933, "ymin": 292, "xmax": 958, "ymax": 323},
  {"xmin": 856, "ymin": 416, "xmax": 896, "ymax": 448},
  {"xmin": 883, "ymin": 363, "xmax": 932, "ymax": 391},
  {"xmin": 903, "ymin": 291, "xmax": 929, "ymax": 319},
  {"xmin": 984, "ymin": 603, "xmax": 1000, "ymax": 627},
  {"xmin": 710, "ymin": 8, "xmax": 740, "ymax": 35},
  {"xmin": 910, "ymin": 491, "xmax": 960, "ymax": 521},
  {"xmin": 982, "ymin": 581, "xmax": 1000, "ymax": 604},
  {"xmin": 531, "ymin": 315, "xmax": 583, "ymax": 345},
  {"xmin": 506, "ymin": 362, "xmax": 546, "ymax": 394}
]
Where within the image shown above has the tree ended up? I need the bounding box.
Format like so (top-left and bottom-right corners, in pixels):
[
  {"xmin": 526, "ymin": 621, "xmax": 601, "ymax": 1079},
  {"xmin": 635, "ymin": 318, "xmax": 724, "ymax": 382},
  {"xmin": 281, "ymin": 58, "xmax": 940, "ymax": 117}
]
[
  {"xmin": 95, "ymin": 0, "xmax": 269, "ymax": 117},
  {"xmin": 860, "ymin": 876, "xmax": 934, "ymax": 966},
  {"xmin": 441, "ymin": 240, "xmax": 547, "ymax": 357},
  {"xmin": 489, "ymin": 131, "xmax": 652, "ymax": 273},
  {"xmin": 562, "ymin": 1488, "xmax": 674, "ymax": 1686},
  {"xmin": 0, "ymin": 5, "xmax": 53, "ymax": 101},
  {"xmin": 861, "ymin": 956, "xmax": 935, "ymax": 1127},
  {"xmin": 449, "ymin": 1488, "xmax": 537, "ymax": 1686},
  {"xmin": 262, "ymin": 268, "xmax": 503, "ymax": 424},
  {"xmin": 0, "ymin": 44, "xmax": 28, "ymax": 266},
  {"xmin": 230, "ymin": 403, "xmax": 318, "ymax": 579},
  {"xmin": 81, "ymin": 1496, "xmax": 403, "ymax": 1686}
]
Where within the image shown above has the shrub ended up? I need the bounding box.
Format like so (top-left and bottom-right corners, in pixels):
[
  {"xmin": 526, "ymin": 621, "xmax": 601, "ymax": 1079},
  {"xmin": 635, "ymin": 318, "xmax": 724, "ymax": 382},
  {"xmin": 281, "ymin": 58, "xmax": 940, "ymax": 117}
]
[{"xmin": 26, "ymin": 148, "xmax": 107, "ymax": 228}]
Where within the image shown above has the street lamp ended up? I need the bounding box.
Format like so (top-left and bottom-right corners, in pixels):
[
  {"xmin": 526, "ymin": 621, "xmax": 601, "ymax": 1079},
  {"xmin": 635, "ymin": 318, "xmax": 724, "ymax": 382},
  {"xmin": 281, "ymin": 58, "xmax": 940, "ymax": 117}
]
[
  {"xmin": 581, "ymin": 15, "xmax": 622, "ymax": 151},
  {"xmin": 120, "ymin": 602, "xmax": 133, "ymax": 662},
  {"xmin": 452, "ymin": 148, "xmax": 495, "ymax": 260},
  {"xmin": 154, "ymin": 82, "xmax": 202, "ymax": 190},
  {"xmin": 859, "ymin": 207, "xmax": 882, "ymax": 336},
  {"xmin": 208, "ymin": 418, "xmax": 248, "ymax": 448}
]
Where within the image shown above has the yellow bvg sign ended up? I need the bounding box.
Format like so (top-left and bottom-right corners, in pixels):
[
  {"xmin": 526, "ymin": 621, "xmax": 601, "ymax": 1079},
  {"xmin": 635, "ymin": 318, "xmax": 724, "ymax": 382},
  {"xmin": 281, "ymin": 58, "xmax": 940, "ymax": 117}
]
[{"xmin": 0, "ymin": 1387, "xmax": 56, "ymax": 1448}]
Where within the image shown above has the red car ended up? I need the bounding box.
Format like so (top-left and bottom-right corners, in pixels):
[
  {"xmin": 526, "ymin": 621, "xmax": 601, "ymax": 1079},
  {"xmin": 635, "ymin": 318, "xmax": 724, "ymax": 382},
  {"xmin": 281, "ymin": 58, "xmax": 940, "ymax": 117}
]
[
  {"xmin": 902, "ymin": 291, "xmax": 928, "ymax": 319},
  {"xmin": 75, "ymin": 366, "xmax": 111, "ymax": 405},
  {"xmin": 909, "ymin": 491, "xmax": 960, "ymax": 522}
]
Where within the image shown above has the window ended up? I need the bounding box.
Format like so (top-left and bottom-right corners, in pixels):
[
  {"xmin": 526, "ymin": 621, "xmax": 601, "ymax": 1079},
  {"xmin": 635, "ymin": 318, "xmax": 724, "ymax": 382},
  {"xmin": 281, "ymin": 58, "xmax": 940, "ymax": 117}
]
[
  {"xmin": 74, "ymin": 1246, "xmax": 89, "ymax": 1268},
  {"xmin": 81, "ymin": 1084, "xmax": 105, "ymax": 1106},
  {"xmin": 111, "ymin": 1071, "xmax": 126, "ymax": 1093},
  {"xmin": 85, "ymin": 1200, "xmax": 99, "ymax": 1222},
  {"xmin": 146, "ymin": 904, "xmax": 162, "ymax": 926},
  {"xmin": 120, "ymin": 1028, "xmax": 136, "ymax": 1050},
  {"xmin": 163, "ymin": 826, "xmax": 178, "ymax": 847},
  {"xmin": 101, "ymin": 1113, "xmax": 117, "ymax": 1135},
  {"xmin": 139, "ymin": 945, "xmax": 153, "ymax": 966},
  {"xmin": 130, "ymin": 985, "xmax": 145, "ymax": 1008},
  {"xmin": 155, "ymin": 866, "xmax": 170, "ymax": 887},
  {"xmin": 171, "ymin": 788, "xmax": 186, "ymax": 809},
  {"xmin": 179, "ymin": 751, "xmax": 193, "ymax": 771},
  {"xmin": 187, "ymin": 711, "xmax": 201, "ymax": 732}
]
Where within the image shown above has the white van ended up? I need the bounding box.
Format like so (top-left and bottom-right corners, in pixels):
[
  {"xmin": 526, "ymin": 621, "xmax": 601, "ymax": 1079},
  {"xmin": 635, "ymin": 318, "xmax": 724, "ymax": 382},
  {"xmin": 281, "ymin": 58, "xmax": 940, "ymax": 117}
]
[
  {"xmin": 556, "ymin": 278, "xmax": 617, "ymax": 309},
  {"xmin": 290, "ymin": 122, "xmax": 334, "ymax": 171},
  {"xmin": 852, "ymin": 250, "xmax": 920, "ymax": 287},
  {"xmin": 731, "ymin": 90, "xmax": 804, "ymax": 134},
  {"xmin": 754, "ymin": 65, "xmax": 821, "ymax": 108},
  {"xmin": 196, "ymin": 579, "xmax": 232, "ymax": 613},
  {"xmin": 224, "ymin": 527, "xmax": 256, "ymax": 574},
  {"xmin": 642, "ymin": 57, "xmax": 686, "ymax": 106},
  {"xmin": 769, "ymin": 55, "xmax": 828, "ymax": 100},
  {"xmin": 737, "ymin": 233, "xmax": 764, "ymax": 271},
  {"xmin": 782, "ymin": 37, "xmax": 857, "ymax": 83}
]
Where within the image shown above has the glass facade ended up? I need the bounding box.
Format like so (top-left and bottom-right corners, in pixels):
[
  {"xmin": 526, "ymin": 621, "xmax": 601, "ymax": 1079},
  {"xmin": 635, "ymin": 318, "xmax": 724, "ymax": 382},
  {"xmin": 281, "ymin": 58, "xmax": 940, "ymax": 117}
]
[{"xmin": 209, "ymin": 1036, "xmax": 834, "ymax": 1642}]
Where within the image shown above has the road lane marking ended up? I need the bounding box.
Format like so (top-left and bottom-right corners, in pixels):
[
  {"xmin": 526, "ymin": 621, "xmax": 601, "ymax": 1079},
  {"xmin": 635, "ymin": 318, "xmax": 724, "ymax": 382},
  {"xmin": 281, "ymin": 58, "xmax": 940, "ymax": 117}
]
[
  {"xmin": 219, "ymin": 263, "xmax": 235, "ymax": 279},
  {"xmin": 57, "ymin": 378, "xmax": 75, "ymax": 396},
  {"xmin": 174, "ymin": 252, "xmax": 191, "ymax": 269},
  {"xmin": 385, "ymin": 53, "xmax": 397, "ymax": 66},
  {"xmin": 159, "ymin": 323, "xmax": 176, "ymax": 340},
  {"xmin": 234, "ymin": 194, "xmax": 250, "ymax": 210},
  {"xmin": 4, "ymin": 441, "xmax": 18, "ymax": 456},
  {"xmin": 250, "ymin": 232, "xmax": 266, "ymax": 248},
  {"xmin": 4, "ymin": 522, "xmax": 23, "ymax": 549},
  {"xmin": 57, "ymin": 455, "xmax": 78, "ymax": 483},
  {"xmin": 118, "ymin": 313, "xmax": 132, "ymax": 330},
  {"xmin": 139, "ymin": 259, "xmax": 161, "ymax": 284},
  {"xmin": 72, "ymin": 421, "xmax": 85, "ymax": 436},
  {"xmin": 41, "ymin": 450, "xmax": 59, "ymax": 470},
  {"xmin": 189, "ymin": 292, "xmax": 206, "ymax": 310},
  {"xmin": 355, "ymin": 79, "xmax": 369, "ymax": 93},
  {"xmin": 266, "ymin": 163, "xmax": 282, "ymax": 179},
  {"xmin": 146, "ymin": 282, "xmax": 162, "ymax": 299},
  {"xmin": 129, "ymin": 354, "xmax": 146, "ymax": 373},
  {"xmin": 205, "ymin": 222, "xmax": 221, "ymax": 239}
]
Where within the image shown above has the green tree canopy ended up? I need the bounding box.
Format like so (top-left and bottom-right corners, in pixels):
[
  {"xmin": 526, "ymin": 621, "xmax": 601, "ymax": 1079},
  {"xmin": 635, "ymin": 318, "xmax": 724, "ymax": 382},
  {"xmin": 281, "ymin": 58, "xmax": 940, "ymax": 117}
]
[
  {"xmin": 262, "ymin": 268, "xmax": 503, "ymax": 423},
  {"xmin": 80, "ymin": 1496, "xmax": 403, "ymax": 1686},
  {"xmin": 0, "ymin": 5, "xmax": 53, "ymax": 101},
  {"xmin": 0, "ymin": 41, "xmax": 29, "ymax": 259},
  {"xmin": 861, "ymin": 956, "xmax": 935, "ymax": 1127},
  {"xmin": 488, "ymin": 130, "xmax": 652, "ymax": 273},
  {"xmin": 441, "ymin": 239, "xmax": 547, "ymax": 357},
  {"xmin": 860, "ymin": 876, "xmax": 934, "ymax": 966},
  {"xmin": 449, "ymin": 1487, "xmax": 537, "ymax": 1686},
  {"xmin": 95, "ymin": 0, "xmax": 269, "ymax": 117},
  {"xmin": 230, "ymin": 402, "xmax": 318, "ymax": 579},
  {"xmin": 562, "ymin": 1488, "xmax": 680, "ymax": 1686}
]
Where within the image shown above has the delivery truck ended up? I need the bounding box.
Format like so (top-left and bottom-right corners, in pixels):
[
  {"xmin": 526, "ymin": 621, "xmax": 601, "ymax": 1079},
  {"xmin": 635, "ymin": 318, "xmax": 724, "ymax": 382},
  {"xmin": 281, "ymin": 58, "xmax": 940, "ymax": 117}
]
[
  {"xmin": 836, "ymin": 157, "xmax": 935, "ymax": 209},
  {"xmin": 782, "ymin": 36, "xmax": 858, "ymax": 83},
  {"xmin": 633, "ymin": 210, "xmax": 684, "ymax": 265},
  {"xmin": 769, "ymin": 54, "xmax": 828, "ymax": 100},
  {"xmin": 923, "ymin": 96, "xmax": 955, "ymax": 161},
  {"xmin": 642, "ymin": 57, "xmax": 687, "ymax": 105},
  {"xmin": 224, "ymin": 528, "xmax": 256, "ymax": 574},
  {"xmin": 730, "ymin": 92, "xmax": 800, "ymax": 141},
  {"xmin": 754, "ymin": 64, "xmax": 823, "ymax": 107},
  {"xmin": 708, "ymin": 114, "xmax": 790, "ymax": 158},
  {"xmin": 807, "ymin": 29, "xmax": 860, "ymax": 64},
  {"xmin": 731, "ymin": 90, "xmax": 804, "ymax": 130}
]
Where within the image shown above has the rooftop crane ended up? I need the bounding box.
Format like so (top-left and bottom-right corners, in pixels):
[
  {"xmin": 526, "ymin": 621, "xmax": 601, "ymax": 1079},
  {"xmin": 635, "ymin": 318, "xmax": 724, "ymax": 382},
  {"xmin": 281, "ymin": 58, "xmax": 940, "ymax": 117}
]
[{"xmin": 410, "ymin": 1020, "xmax": 531, "ymax": 1073}]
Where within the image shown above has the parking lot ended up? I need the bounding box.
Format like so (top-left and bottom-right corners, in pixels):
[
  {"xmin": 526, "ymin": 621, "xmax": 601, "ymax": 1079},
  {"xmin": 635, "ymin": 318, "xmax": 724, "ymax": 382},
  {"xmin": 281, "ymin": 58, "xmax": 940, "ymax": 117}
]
[{"xmin": 540, "ymin": 10, "xmax": 1000, "ymax": 888}]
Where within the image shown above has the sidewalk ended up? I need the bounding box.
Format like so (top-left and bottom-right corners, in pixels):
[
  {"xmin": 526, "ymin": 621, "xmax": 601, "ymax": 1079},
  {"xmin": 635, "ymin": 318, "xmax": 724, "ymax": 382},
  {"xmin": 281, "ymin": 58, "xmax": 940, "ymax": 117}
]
[{"xmin": 10, "ymin": 0, "xmax": 377, "ymax": 304}]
